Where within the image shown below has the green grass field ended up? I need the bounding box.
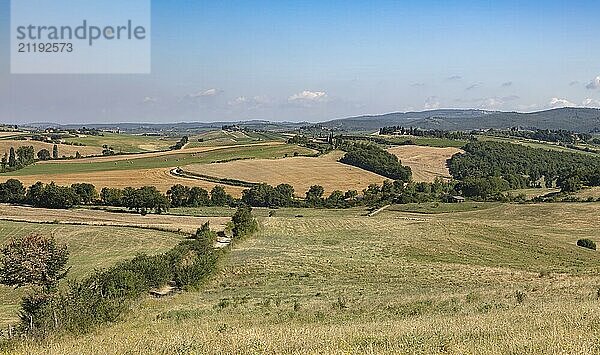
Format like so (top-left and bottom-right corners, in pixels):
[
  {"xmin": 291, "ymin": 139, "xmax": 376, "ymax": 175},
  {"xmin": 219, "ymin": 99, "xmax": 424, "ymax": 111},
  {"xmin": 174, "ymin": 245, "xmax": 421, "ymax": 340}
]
[
  {"xmin": 12, "ymin": 202, "xmax": 600, "ymax": 354},
  {"xmin": 0, "ymin": 221, "xmax": 182, "ymax": 327},
  {"xmin": 186, "ymin": 130, "xmax": 285, "ymax": 148},
  {"xmin": 5, "ymin": 144, "xmax": 314, "ymax": 176},
  {"xmin": 63, "ymin": 133, "xmax": 179, "ymax": 153}
]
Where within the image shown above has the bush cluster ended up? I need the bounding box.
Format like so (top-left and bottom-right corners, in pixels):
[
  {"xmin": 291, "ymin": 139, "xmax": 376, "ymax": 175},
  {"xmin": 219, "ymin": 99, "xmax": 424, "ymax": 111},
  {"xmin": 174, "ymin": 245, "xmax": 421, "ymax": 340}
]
[{"xmin": 577, "ymin": 239, "xmax": 596, "ymax": 250}]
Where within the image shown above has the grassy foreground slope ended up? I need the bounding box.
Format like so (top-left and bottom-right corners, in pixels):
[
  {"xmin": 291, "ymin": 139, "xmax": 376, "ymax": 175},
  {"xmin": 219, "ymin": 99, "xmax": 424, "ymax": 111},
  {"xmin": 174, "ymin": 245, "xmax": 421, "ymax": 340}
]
[
  {"xmin": 0, "ymin": 221, "xmax": 182, "ymax": 327},
  {"xmin": 16, "ymin": 203, "xmax": 600, "ymax": 354}
]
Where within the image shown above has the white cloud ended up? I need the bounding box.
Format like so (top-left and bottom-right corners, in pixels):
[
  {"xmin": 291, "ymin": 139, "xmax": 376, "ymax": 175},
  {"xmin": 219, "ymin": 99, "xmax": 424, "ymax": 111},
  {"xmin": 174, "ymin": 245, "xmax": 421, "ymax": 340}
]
[
  {"xmin": 465, "ymin": 83, "xmax": 482, "ymax": 91},
  {"xmin": 187, "ymin": 88, "xmax": 222, "ymax": 98},
  {"xmin": 424, "ymin": 96, "xmax": 440, "ymax": 110},
  {"xmin": 501, "ymin": 81, "xmax": 513, "ymax": 87},
  {"xmin": 548, "ymin": 97, "xmax": 576, "ymax": 108},
  {"xmin": 228, "ymin": 96, "xmax": 271, "ymax": 109},
  {"xmin": 582, "ymin": 98, "xmax": 600, "ymax": 107},
  {"xmin": 479, "ymin": 98, "xmax": 503, "ymax": 109},
  {"xmin": 142, "ymin": 96, "xmax": 157, "ymax": 103},
  {"xmin": 288, "ymin": 90, "xmax": 329, "ymax": 103},
  {"xmin": 586, "ymin": 76, "xmax": 600, "ymax": 90},
  {"xmin": 446, "ymin": 75, "xmax": 462, "ymax": 81}
]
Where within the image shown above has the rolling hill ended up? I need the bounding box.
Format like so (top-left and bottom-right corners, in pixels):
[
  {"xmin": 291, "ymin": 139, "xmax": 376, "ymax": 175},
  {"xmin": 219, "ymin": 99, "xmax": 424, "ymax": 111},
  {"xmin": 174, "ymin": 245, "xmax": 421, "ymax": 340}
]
[{"xmin": 322, "ymin": 108, "xmax": 600, "ymax": 132}]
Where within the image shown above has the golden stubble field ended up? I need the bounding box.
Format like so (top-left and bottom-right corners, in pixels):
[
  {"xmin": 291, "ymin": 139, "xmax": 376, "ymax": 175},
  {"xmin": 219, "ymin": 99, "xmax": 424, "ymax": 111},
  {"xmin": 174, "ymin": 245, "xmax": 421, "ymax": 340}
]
[
  {"xmin": 387, "ymin": 146, "xmax": 463, "ymax": 182},
  {"xmin": 182, "ymin": 151, "xmax": 388, "ymax": 195},
  {"xmin": 1, "ymin": 167, "xmax": 247, "ymax": 196},
  {"xmin": 0, "ymin": 204, "xmax": 230, "ymax": 234},
  {"xmin": 12, "ymin": 202, "xmax": 600, "ymax": 354},
  {"xmin": 0, "ymin": 140, "xmax": 102, "ymax": 157}
]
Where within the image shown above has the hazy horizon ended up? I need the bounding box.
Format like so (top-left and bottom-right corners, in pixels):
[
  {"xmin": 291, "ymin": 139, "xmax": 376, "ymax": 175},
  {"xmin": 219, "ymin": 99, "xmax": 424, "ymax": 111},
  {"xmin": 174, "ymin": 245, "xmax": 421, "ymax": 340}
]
[{"xmin": 2, "ymin": 0, "xmax": 600, "ymax": 124}]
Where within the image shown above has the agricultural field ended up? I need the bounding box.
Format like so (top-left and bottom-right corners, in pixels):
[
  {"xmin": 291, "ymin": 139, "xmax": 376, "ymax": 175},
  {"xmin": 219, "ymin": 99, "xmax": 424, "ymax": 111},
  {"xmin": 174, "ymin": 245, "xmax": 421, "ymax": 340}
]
[
  {"xmin": 182, "ymin": 151, "xmax": 388, "ymax": 195},
  {"xmin": 575, "ymin": 187, "xmax": 600, "ymax": 200},
  {"xmin": 0, "ymin": 139, "xmax": 102, "ymax": 158},
  {"xmin": 477, "ymin": 135, "xmax": 599, "ymax": 156},
  {"xmin": 0, "ymin": 220, "xmax": 183, "ymax": 326},
  {"xmin": 505, "ymin": 188, "xmax": 560, "ymax": 199},
  {"xmin": 378, "ymin": 135, "xmax": 468, "ymax": 148},
  {"xmin": 12, "ymin": 202, "xmax": 600, "ymax": 354},
  {"xmin": 63, "ymin": 133, "xmax": 180, "ymax": 153},
  {"xmin": 186, "ymin": 130, "xmax": 285, "ymax": 148},
  {"xmin": 387, "ymin": 145, "xmax": 463, "ymax": 182},
  {"xmin": 0, "ymin": 205, "xmax": 230, "ymax": 234},
  {"xmin": 0, "ymin": 143, "xmax": 313, "ymax": 194}
]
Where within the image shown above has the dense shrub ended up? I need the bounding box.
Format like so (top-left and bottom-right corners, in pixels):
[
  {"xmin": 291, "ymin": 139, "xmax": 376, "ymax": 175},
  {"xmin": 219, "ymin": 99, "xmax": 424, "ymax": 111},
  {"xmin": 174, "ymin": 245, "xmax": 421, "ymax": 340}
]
[
  {"xmin": 232, "ymin": 206, "xmax": 258, "ymax": 238},
  {"xmin": 577, "ymin": 239, "xmax": 596, "ymax": 250}
]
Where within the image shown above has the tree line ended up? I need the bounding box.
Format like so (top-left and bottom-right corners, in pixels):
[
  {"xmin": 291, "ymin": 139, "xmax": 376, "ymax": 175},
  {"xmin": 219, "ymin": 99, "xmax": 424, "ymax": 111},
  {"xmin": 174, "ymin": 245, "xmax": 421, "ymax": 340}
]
[
  {"xmin": 483, "ymin": 128, "xmax": 594, "ymax": 145},
  {"xmin": 1, "ymin": 144, "xmax": 70, "ymax": 173},
  {"xmin": 448, "ymin": 141, "xmax": 600, "ymax": 193},
  {"xmin": 379, "ymin": 126, "xmax": 469, "ymax": 140}
]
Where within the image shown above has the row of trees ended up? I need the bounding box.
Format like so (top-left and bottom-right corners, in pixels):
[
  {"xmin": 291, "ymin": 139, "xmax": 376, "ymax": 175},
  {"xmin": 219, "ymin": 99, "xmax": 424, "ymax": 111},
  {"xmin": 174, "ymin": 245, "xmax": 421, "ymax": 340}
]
[
  {"xmin": 379, "ymin": 126, "xmax": 469, "ymax": 140},
  {"xmin": 448, "ymin": 141, "xmax": 600, "ymax": 192},
  {"xmin": 1, "ymin": 145, "xmax": 65, "ymax": 173}
]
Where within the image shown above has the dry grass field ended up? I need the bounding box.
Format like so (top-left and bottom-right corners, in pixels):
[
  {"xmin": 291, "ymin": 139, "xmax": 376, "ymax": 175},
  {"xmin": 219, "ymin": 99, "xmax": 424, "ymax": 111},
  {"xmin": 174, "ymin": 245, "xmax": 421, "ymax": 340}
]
[
  {"xmin": 387, "ymin": 146, "xmax": 463, "ymax": 182},
  {"xmin": 10, "ymin": 202, "xmax": 600, "ymax": 354},
  {"xmin": 63, "ymin": 133, "xmax": 180, "ymax": 154},
  {"xmin": 576, "ymin": 187, "xmax": 600, "ymax": 199},
  {"xmin": 1, "ymin": 167, "xmax": 247, "ymax": 195},
  {"xmin": 182, "ymin": 151, "xmax": 388, "ymax": 195},
  {"xmin": 0, "ymin": 139, "xmax": 102, "ymax": 158},
  {"xmin": 0, "ymin": 205, "xmax": 230, "ymax": 234}
]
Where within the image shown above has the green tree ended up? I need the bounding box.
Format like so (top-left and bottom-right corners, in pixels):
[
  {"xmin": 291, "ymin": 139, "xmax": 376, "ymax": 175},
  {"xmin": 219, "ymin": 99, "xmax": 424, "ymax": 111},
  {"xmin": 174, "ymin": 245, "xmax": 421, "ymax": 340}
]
[
  {"xmin": 306, "ymin": 185, "xmax": 325, "ymax": 207},
  {"xmin": 37, "ymin": 149, "xmax": 51, "ymax": 161},
  {"xmin": 232, "ymin": 206, "xmax": 258, "ymax": 238},
  {"xmin": 559, "ymin": 176, "xmax": 582, "ymax": 193},
  {"xmin": 195, "ymin": 221, "xmax": 217, "ymax": 249},
  {"xmin": 8, "ymin": 147, "xmax": 17, "ymax": 167},
  {"xmin": 52, "ymin": 144, "xmax": 59, "ymax": 159},
  {"xmin": 188, "ymin": 187, "xmax": 210, "ymax": 207},
  {"xmin": 167, "ymin": 184, "xmax": 190, "ymax": 207},
  {"xmin": 71, "ymin": 183, "xmax": 98, "ymax": 204},
  {"xmin": 16, "ymin": 146, "xmax": 35, "ymax": 166},
  {"xmin": 0, "ymin": 179, "xmax": 26, "ymax": 203},
  {"xmin": 1, "ymin": 153, "xmax": 7, "ymax": 170},
  {"xmin": 0, "ymin": 234, "xmax": 69, "ymax": 292},
  {"xmin": 210, "ymin": 185, "xmax": 229, "ymax": 206},
  {"xmin": 100, "ymin": 187, "xmax": 123, "ymax": 206}
]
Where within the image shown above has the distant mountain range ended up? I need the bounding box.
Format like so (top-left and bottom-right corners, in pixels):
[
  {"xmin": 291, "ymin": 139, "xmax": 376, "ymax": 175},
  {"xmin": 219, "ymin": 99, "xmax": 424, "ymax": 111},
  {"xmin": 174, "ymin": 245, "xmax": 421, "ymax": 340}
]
[
  {"xmin": 321, "ymin": 108, "xmax": 600, "ymax": 132},
  {"xmin": 22, "ymin": 107, "xmax": 600, "ymax": 133}
]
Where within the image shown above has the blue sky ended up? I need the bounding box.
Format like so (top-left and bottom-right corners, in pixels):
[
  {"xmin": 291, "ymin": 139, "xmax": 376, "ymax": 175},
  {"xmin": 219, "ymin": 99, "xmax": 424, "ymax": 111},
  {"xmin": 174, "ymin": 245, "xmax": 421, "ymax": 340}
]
[{"xmin": 1, "ymin": 0, "xmax": 600, "ymax": 123}]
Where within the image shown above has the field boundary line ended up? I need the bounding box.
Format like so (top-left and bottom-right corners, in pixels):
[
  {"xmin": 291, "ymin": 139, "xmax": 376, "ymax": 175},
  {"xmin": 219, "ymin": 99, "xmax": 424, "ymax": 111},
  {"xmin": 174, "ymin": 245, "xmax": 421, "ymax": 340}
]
[{"xmin": 368, "ymin": 204, "xmax": 391, "ymax": 217}]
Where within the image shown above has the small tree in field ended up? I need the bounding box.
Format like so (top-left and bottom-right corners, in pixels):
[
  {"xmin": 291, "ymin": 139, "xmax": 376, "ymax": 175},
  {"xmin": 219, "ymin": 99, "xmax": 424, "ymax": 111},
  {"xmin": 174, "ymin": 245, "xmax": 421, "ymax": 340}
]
[
  {"xmin": 232, "ymin": 206, "xmax": 258, "ymax": 238},
  {"xmin": 0, "ymin": 234, "xmax": 69, "ymax": 292}
]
